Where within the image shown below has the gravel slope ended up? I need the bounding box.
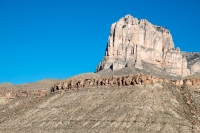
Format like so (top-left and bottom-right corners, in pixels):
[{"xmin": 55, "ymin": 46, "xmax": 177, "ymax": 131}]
[{"xmin": 0, "ymin": 83, "xmax": 199, "ymax": 132}]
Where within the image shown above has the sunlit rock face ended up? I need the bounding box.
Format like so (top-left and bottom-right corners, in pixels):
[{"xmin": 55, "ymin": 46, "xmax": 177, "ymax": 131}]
[{"xmin": 97, "ymin": 14, "xmax": 190, "ymax": 77}]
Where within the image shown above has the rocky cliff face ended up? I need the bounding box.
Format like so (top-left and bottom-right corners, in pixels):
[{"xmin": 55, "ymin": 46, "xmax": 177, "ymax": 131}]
[
  {"xmin": 96, "ymin": 14, "xmax": 190, "ymax": 77},
  {"xmin": 182, "ymin": 52, "xmax": 200, "ymax": 74}
]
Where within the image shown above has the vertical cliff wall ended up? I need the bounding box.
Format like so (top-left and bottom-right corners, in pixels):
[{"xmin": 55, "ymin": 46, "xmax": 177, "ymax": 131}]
[{"xmin": 97, "ymin": 14, "xmax": 190, "ymax": 77}]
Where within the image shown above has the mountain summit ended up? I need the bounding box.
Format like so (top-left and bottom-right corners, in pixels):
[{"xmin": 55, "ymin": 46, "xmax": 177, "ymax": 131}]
[{"xmin": 96, "ymin": 14, "xmax": 195, "ymax": 77}]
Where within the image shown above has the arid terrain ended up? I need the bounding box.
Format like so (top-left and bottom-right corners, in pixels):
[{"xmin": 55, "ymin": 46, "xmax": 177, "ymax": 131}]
[{"xmin": 0, "ymin": 73, "xmax": 200, "ymax": 133}]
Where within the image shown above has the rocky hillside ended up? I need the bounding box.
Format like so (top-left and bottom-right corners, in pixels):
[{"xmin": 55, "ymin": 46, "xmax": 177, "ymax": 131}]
[
  {"xmin": 0, "ymin": 72, "xmax": 200, "ymax": 132},
  {"xmin": 0, "ymin": 79, "xmax": 60, "ymax": 105},
  {"xmin": 97, "ymin": 61, "xmax": 182, "ymax": 80},
  {"xmin": 0, "ymin": 79, "xmax": 200, "ymax": 132}
]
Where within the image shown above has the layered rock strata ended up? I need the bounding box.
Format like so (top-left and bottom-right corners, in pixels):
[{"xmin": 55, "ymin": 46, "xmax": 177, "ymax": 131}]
[
  {"xmin": 51, "ymin": 74, "xmax": 200, "ymax": 93},
  {"xmin": 0, "ymin": 89, "xmax": 48, "ymax": 99},
  {"xmin": 52, "ymin": 74, "xmax": 168, "ymax": 93},
  {"xmin": 96, "ymin": 14, "xmax": 190, "ymax": 76}
]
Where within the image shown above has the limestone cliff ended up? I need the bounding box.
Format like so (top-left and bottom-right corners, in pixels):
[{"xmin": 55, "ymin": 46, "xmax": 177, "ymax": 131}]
[
  {"xmin": 96, "ymin": 14, "xmax": 190, "ymax": 77},
  {"xmin": 182, "ymin": 52, "xmax": 200, "ymax": 74}
]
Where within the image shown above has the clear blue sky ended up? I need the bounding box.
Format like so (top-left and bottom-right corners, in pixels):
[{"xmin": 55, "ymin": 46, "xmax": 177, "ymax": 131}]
[{"xmin": 0, "ymin": 0, "xmax": 200, "ymax": 84}]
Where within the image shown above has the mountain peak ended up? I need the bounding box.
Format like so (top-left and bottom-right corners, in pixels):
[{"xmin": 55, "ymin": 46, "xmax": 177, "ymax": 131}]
[{"xmin": 96, "ymin": 15, "xmax": 192, "ymax": 77}]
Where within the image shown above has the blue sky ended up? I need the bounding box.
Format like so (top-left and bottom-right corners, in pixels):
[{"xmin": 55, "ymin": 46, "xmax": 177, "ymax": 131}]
[{"xmin": 0, "ymin": 0, "xmax": 200, "ymax": 84}]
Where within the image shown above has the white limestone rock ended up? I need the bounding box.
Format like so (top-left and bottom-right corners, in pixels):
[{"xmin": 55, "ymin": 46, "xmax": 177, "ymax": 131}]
[{"xmin": 97, "ymin": 14, "xmax": 190, "ymax": 76}]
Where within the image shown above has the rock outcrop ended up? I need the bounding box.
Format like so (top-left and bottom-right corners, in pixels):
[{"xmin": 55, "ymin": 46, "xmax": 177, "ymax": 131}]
[
  {"xmin": 182, "ymin": 52, "xmax": 200, "ymax": 74},
  {"xmin": 0, "ymin": 79, "xmax": 59, "ymax": 102},
  {"xmin": 0, "ymin": 89, "xmax": 48, "ymax": 99},
  {"xmin": 96, "ymin": 14, "xmax": 190, "ymax": 77},
  {"xmin": 51, "ymin": 74, "xmax": 168, "ymax": 93},
  {"xmin": 51, "ymin": 74, "xmax": 200, "ymax": 93}
]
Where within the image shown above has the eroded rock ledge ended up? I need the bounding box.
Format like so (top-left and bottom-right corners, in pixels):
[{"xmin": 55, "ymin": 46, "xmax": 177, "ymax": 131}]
[
  {"xmin": 0, "ymin": 89, "xmax": 48, "ymax": 99},
  {"xmin": 2, "ymin": 75, "xmax": 198, "ymax": 99},
  {"xmin": 51, "ymin": 74, "xmax": 200, "ymax": 93}
]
